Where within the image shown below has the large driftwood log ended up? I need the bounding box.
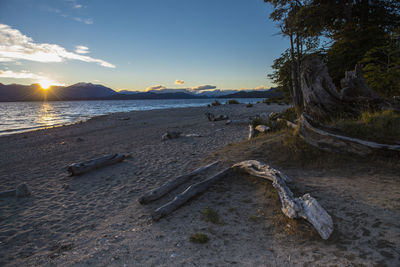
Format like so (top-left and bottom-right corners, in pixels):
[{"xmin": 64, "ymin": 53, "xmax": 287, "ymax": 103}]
[
  {"xmin": 248, "ymin": 125, "xmax": 255, "ymax": 139},
  {"xmin": 152, "ymin": 168, "xmax": 232, "ymax": 221},
  {"xmin": 67, "ymin": 153, "xmax": 127, "ymax": 176},
  {"xmin": 232, "ymin": 160, "xmax": 333, "ymax": 240},
  {"xmin": 299, "ymin": 114, "xmax": 400, "ymax": 155},
  {"xmin": 139, "ymin": 161, "xmax": 220, "ymax": 204}
]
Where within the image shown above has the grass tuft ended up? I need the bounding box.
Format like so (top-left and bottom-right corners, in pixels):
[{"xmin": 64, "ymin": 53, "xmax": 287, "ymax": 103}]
[
  {"xmin": 189, "ymin": 233, "xmax": 209, "ymax": 244},
  {"xmin": 202, "ymin": 207, "xmax": 222, "ymax": 224},
  {"xmin": 227, "ymin": 99, "xmax": 240, "ymax": 104},
  {"xmin": 211, "ymin": 100, "xmax": 221, "ymax": 106}
]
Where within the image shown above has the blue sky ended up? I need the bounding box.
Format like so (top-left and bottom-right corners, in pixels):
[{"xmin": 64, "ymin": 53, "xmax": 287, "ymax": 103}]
[{"xmin": 0, "ymin": 0, "xmax": 288, "ymax": 91}]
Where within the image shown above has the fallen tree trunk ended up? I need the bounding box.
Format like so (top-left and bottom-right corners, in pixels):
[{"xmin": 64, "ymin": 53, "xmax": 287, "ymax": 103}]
[
  {"xmin": 299, "ymin": 114, "xmax": 400, "ymax": 156},
  {"xmin": 232, "ymin": 160, "xmax": 333, "ymax": 240},
  {"xmin": 152, "ymin": 168, "xmax": 232, "ymax": 221},
  {"xmin": 139, "ymin": 161, "xmax": 220, "ymax": 204},
  {"xmin": 67, "ymin": 153, "xmax": 127, "ymax": 176}
]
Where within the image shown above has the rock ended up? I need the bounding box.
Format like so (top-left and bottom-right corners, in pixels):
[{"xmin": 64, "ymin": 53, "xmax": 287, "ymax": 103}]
[
  {"xmin": 15, "ymin": 184, "xmax": 31, "ymax": 197},
  {"xmin": 255, "ymin": 125, "xmax": 270, "ymax": 133},
  {"xmin": 76, "ymin": 137, "xmax": 84, "ymax": 142}
]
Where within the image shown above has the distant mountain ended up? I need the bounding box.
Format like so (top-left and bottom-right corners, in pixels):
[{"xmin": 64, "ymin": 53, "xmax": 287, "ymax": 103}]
[
  {"xmin": 218, "ymin": 88, "xmax": 280, "ymax": 98},
  {"xmin": 0, "ymin": 82, "xmax": 117, "ymax": 101},
  {"xmin": 0, "ymin": 83, "xmax": 279, "ymax": 102}
]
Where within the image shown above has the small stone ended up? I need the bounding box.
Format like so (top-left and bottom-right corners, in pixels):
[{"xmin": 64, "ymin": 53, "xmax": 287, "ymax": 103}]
[
  {"xmin": 76, "ymin": 137, "xmax": 84, "ymax": 142},
  {"xmin": 170, "ymin": 253, "xmax": 176, "ymax": 258},
  {"xmin": 15, "ymin": 184, "xmax": 31, "ymax": 197}
]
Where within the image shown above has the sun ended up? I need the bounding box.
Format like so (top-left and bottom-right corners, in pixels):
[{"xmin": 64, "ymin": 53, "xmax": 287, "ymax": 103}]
[{"xmin": 39, "ymin": 79, "xmax": 53, "ymax": 90}]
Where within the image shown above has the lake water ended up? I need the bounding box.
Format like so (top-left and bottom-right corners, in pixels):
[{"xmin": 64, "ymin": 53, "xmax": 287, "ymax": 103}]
[{"xmin": 0, "ymin": 98, "xmax": 263, "ymax": 136}]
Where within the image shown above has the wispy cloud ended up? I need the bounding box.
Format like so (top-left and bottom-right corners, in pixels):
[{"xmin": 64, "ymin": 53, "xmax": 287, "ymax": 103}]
[
  {"xmin": 191, "ymin": 85, "xmax": 217, "ymax": 91},
  {"xmin": 146, "ymin": 85, "xmax": 166, "ymax": 91},
  {"xmin": 75, "ymin": 45, "xmax": 89, "ymax": 54},
  {"xmin": 73, "ymin": 4, "xmax": 82, "ymax": 9},
  {"xmin": 0, "ymin": 69, "xmax": 65, "ymax": 85},
  {"xmin": 73, "ymin": 17, "xmax": 93, "ymax": 24},
  {"xmin": 175, "ymin": 80, "xmax": 184, "ymax": 85},
  {"xmin": 0, "ymin": 24, "xmax": 115, "ymax": 68}
]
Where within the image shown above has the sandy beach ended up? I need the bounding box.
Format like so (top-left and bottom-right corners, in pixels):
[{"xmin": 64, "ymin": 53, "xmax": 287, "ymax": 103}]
[{"xmin": 0, "ymin": 103, "xmax": 399, "ymax": 266}]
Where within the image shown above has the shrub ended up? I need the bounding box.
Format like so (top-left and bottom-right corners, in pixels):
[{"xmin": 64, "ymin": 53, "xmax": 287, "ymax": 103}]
[
  {"xmin": 330, "ymin": 109, "xmax": 400, "ymax": 144},
  {"xmin": 246, "ymin": 103, "xmax": 253, "ymax": 108},
  {"xmin": 189, "ymin": 233, "xmax": 209, "ymax": 244},
  {"xmin": 227, "ymin": 99, "xmax": 239, "ymax": 104},
  {"xmin": 211, "ymin": 100, "xmax": 221, "ymax": 106}
]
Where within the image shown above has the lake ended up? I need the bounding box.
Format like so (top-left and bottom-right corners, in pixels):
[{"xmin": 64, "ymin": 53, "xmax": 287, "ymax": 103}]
[{"xmin": 0, "ymin": 98, "xmax": 263, "ymax": 136}]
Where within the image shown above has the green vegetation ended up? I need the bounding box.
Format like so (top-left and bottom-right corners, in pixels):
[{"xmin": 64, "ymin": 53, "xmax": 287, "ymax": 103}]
[
  {"xmin": 211, "ymin": 100, "xmax": 221, "ymax": 106},
  {"xmin": 329, "ymin": 110, "xmax": 400, "ymax": 144},
  {"xmin": 202, "ymin": 207, "xmax": 222, "ymax": 224},
  {"xmin": 246, "ymin": 103, "xmax": 253, "ymax": 108},
  {"xmin": 227, "ymin": 99, "xmax": 239, "ymax": 104},
  {"xmin": 264, "ymin": 0, "xmax": 400, "ymax": 105},
  {"xmin": 189, "ymin": 233, "xmax": 209, "ymax": 244}
]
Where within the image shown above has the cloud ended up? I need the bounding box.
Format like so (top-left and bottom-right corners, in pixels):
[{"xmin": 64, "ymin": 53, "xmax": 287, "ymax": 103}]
[
  {"xmin": 0, "ymin": 69, "xmax": 65, "ymax": 85},
  {"xmin": 73, "ymin": 4, "xmax": 82, "ymax": 9},
  {"xmin": 75, "ymin": 45, "xmax": 89, "ymax": 54},
  {"xmin": 0, "ymin": 24, "xmax": 115, "ymax": 68},
  {"xmin": 175, "ymin": 80, "xmax": 184, "ymax": 85},
  {"xmin": 146, "ymin": 85, "xmax": 167, "ymax": 91},
  {"xmin": 73, "ymin": 17, "xmax": 93, "ymax": 24},
  {"xmin": 191, "ymin": 85, "xmax": 217, "ymax": 91}
]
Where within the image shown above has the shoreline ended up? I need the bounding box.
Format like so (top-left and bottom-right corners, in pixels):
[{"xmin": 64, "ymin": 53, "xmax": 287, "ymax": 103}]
[{"xmin": 0, "ymin": 98, "xmax": 265, "ymax": 137}]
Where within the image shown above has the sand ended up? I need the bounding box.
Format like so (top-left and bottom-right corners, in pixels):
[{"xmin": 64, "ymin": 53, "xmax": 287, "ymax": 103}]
[{"xmin": 0, "ymin": 103, "xmax": 399, "ymax": 266}]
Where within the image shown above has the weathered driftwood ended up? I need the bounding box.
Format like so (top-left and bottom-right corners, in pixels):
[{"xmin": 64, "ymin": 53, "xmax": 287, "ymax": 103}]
[
  {"xmin": 340, "ymin": 64, "xmax": 377, "ymax": 100},
  {"xmin": 225, "ymin": 119, "xmax": 250, "ymax": 125},
  {"xmin": 299, "ymin": 114, "xmax": 400, "ymax": 155},
  {"xmin": 205, "ymin": 112, "xmax": 229, "ymax": 122},
  {"xmin": 152, "ymin": 168, "xmax": 232, "ymax": 221},
  {"xmin": 248, "ymin": 125, "xmax": 255, "ymax": 140},
  {"xmin": 67, "ymin": 153, "xmax": 127, "ymax": 176},
  {"xmin": 0, "ymin": 184, "xmax": 31, "ymax": 198},
  {"xmin": 162, "ymin": 131, "xmax": 202, "ymax": 141},
  {"xmin": 138, "ymin": 161, "xmax": 220, "ymax": 204},
  {"xmin": 232, "ymin": 160, "xmax": 333, "ymax": 240}
]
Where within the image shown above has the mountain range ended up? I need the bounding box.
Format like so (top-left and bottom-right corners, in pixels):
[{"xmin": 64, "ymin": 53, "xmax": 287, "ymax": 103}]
[{"xmin": 0, "ymin": 82, "xmax": 280, "ymax": 102}]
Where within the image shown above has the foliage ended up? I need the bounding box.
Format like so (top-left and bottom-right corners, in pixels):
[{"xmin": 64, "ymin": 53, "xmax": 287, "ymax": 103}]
[
  {"xmin": 264, "ymin": 0, "xmax": 400, "ymax": 97},
  {"xmin": 361, "ymin": 41, "xmax": 400, "ymax": 97},
  {"xmin": 246, "ymin": 103, "xmax": 253, "ymax": 108},
  {"xmin": 189, "ymin": 233, "xmax": 209, "ymax": 244},
  {"xmin": 226, "ymin": 99, "xmax": 239, "ymax": 104},
  {"xmin": 211, "ymin": 100, "xmax": 221, "ymax": 106}
]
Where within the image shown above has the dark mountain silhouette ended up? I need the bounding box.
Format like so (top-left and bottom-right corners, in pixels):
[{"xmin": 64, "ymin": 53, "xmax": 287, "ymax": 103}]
[
  {"xmin": 0, "ymin": 82, "xmax": 278, "ymax": 102},
  {"xmin": 218, "ymin": 88, "xmax": 280, "ymax": 98}
]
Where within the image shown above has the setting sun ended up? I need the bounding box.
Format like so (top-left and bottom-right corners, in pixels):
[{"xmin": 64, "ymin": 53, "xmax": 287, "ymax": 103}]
[{"xmin": 39, "ymin": 79, "xmax": 53, "ymax": 90}]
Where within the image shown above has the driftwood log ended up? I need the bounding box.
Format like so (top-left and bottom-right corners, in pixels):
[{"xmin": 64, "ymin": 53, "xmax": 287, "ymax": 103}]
[
  {"xmin": 146, "ymin": 160, "xmax": 332, "ymax": 239},
  {"xmin": 232, "ymin": 160, "xmax": 333, "ymax": 240},
  {"xmin": 67, "ymin": 153, "xmax": 127, "ymax": 176},
  {"xmin": 152, "ymin": 168, "xmax": 232, "ymax": 221},
  {"xmin": 0, "ymin": 184, "xmax": 31, "ymax": 198},
  {"xmin": 205, "ymin": 112, "xmax": 229, "ymax": 122},
  {"xmin": 248, "ymin": 125, "xmax": 255, "ymax": 139},
  {"xmin": 138, "ymin": 161, "xmax": 220, "ymax": 204},
  {"xmin": 299, "ymin": 114, "xmax": 400, "ymax": 156}
]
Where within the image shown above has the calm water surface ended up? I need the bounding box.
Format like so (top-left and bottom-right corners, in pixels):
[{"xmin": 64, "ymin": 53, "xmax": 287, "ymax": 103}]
[{"xmin": 0, "ymin": 98, "xmax": 263, "ymax": 136}]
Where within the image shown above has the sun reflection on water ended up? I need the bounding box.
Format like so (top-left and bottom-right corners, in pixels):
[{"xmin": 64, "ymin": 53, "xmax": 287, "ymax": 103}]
[{"xmin": 37, "ymin": 103, "xmax": 58, "ymax": 126}]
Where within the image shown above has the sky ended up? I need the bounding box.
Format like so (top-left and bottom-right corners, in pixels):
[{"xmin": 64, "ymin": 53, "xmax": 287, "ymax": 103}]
[{"xmin": 0, "ymin": 0, "xmax": 289, "ymax": 91}]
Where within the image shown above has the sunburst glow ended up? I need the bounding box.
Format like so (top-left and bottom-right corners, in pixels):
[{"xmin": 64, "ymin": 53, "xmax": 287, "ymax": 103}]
[{"xmin": 39, "ymin": 79, "xmax": 53, "ymax": 90}]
